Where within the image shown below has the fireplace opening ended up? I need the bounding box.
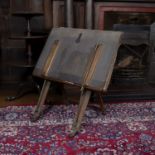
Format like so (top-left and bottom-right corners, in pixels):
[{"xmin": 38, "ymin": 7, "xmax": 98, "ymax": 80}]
[
  {"xmin": 111, "ymin": 23, "xmax": 150, "ymax": 85},
  {"xmin": 102, "ymin": 12, "xmax": 155, "ymax": 100},
  {"xmin": 113, "ymin": 44, "xmax": 149, "ymax": 84}
]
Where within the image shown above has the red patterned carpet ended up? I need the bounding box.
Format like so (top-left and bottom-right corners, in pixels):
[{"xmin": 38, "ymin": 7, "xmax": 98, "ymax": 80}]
[{"xmin": 0, "ymin": 101, "xmax": 155, "ymax": 154}]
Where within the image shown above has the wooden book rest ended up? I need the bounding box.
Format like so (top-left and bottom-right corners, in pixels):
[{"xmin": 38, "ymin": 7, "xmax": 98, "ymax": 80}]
[{"xmin": 31, "ymin": 27, "xmax": 122, "ymax": 136}]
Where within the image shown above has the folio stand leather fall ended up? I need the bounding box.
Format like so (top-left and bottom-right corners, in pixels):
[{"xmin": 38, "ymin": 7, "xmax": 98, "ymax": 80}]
[{"xmin": 31, "ymin": 27, "xmax": 122, "ymax": 136}]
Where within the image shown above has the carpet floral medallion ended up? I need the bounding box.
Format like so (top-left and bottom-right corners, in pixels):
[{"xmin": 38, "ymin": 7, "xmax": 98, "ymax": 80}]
[{"xmin": 0, "ymin": 101, "xmax": 155, "ymax": 155}]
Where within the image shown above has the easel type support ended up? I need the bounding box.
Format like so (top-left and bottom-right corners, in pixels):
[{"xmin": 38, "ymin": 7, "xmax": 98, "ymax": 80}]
[
  {"xmin": 31, "ymin": 27, "xmax": 122, "ymax": 136},
  {"xmin": 70, "ymin": 90, "xmax": 91, "ymax": 136},
  {"xmin": 31, "ymin": 80, "xmax": 51, "ymax": 122},
  {"xmin": 31, "ymin": 80, "xmax": 104, "ymax": 136}
]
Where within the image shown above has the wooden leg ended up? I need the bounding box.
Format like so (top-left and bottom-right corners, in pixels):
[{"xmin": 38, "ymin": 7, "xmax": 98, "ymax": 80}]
[
  {"xmin": 31, "ymin": 80, "xmax": 51, "ymax": 122},
  {"xmin": 98, "ymin": 93, "xmax": 104, "ymax": 113},
  {"xmin": 70, "ymin": 90, "xmax": 91, "ymax": 137}
]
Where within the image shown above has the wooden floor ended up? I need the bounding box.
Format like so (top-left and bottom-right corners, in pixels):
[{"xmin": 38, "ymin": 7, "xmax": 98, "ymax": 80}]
[
  {"xmin": 0, "ymin": 85, "xmax": 80, "ymax": 108},
  {"xmin": 1, "ymin": 82, "xmax": 155, "ymax": 108},
  {"xmin": 0, "ymin": 89, "xmax": 38, "ymax": 108}
]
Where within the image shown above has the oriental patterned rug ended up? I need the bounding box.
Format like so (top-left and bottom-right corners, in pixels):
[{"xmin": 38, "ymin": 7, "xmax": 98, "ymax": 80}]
[{"xmin": 0, "ymin": 101, "xmax": 155, "ymax": 155}]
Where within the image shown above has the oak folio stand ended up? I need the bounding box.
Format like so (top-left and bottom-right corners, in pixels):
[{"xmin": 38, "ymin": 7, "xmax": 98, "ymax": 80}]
[
  {"xmin": 6, "ymin": 12, "xmax": 46, "ymax": 101},
  {"xmin": 31, "ymin": 27, "xmax": 122, "ymax": 136}
]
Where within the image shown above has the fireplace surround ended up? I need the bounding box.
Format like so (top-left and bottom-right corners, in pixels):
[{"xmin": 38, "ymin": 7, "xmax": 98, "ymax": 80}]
[{"xmin": 103, "ymin": 23, "xmax": 155, "ymax": 101}]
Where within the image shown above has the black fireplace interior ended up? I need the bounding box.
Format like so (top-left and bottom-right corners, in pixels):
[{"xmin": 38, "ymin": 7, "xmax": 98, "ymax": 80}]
[
  {"xmin": 112, "ymin": 24, "xmax": 150, "ymax": 85},
  {"xmin": 104, "ymin": 12, "xmax": 155, "ymax": 101}
]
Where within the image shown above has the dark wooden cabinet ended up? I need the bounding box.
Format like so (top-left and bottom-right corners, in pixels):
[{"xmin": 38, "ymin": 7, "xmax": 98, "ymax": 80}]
[
  {"xmin": 10, "ymin": 0, "xmax": 43, "ymax": 13},
  {"xmin": 53, "ymin": 1, "xmax": 85, "ymax": 28},
  {"xmin": 0, "ymin": 0, "xmax": 45, "ymax": 88}
]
